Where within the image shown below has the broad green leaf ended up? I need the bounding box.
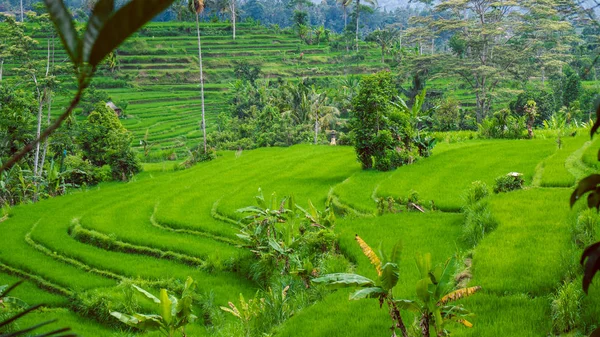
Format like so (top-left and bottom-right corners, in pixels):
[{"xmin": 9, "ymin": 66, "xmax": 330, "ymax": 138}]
[
  {"xmin": 2, "ymin": 296, "xmax": 29, "ymax": 309},
  {"xmin": 236, "ymin": 206, "xmax": 264, "ymax": 214},
  {"xmin": 390, "ymin": 241, "xmax": 402, "ymax": 265},
  {"xmin": 434, "ymin": 256, "xmax": 456, "ymax": 299},
  {"xmin": 571, "ymin": 174, "xmax": 600, "ymax": 207},
  {"xmin": 415, "ymin": 252, "xmax": 431, "ymax": 279},
  {"xmin": 132, "ymin": 284, "xmax": 160, "ymax": 304},
  {"xmin": 415, "ymin": 278, "xmax": 431, "ymax": 302},
  {"xmin": 378, "ymin": 242, "xmax": 388, "ymax": 265},
  {"xmin": 159, "ymin": 289, "xmax": 172, "ymax": 325},
  {"xmin": 110, "ymin": 311, "xmax": 138, "ymax": 327},
  {"xmin": 43, "ymin": 0, "xmax": 80, "ymax": 64},
  {"xmin": 83, "ymin": 0, "xmax": 114, "ymax": 64},
  {"xmin": 380, "ymin": 262, "xmax": 399, "ymax": 291},
  {"xmin": 312, "ymin": 273, "xmax": 375, "ymax": 288},
  {"xmin": 89, "ymin": 0, "xmax": 176, "ymax": 67},
  {"xmin": 394, "ymin": 299, "xmax": 420, "ymax": 312},
  {"xmin": 131, "ymin": 313, "xmax": 163, "ymax": 331},
  {"xmin": 349, "ymin": 287, "xmax": 385, "ymax": 300}
]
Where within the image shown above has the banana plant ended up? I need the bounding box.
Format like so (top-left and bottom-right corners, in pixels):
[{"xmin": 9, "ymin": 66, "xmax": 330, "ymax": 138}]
[
  {"xmin": 110, "ymin": 277, "xmax": 197, "ymax": 337},
  {"xmin": 396, "ymin": 253, "xmax": 480, "ymax": 337},
  {"xmin": 236, "ymin": 189, "xmax": 294, "ymax": 254},
  {"xmin": 295, "ymin": 197, "xmax": 336, "ymax": 228},
  {"xmin": 312, "ymin": 235, "xmax": 409, "ymax": 337}
]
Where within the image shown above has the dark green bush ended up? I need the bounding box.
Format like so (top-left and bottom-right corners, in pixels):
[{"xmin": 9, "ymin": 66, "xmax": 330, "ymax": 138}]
[{"xmin": 493, "ymin": 173, "xmax": 524, "ymax": 193}]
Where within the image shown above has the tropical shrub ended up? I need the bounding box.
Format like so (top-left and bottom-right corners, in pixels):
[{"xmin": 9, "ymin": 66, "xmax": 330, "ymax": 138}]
[
  {"xmin": 236, "ymin": 190, "xmax": 339, "ymax": 286},
  {"xmin": 432, "ymin": 97, "xmax": 460, "ymax": 131},
  {"xmin": 510, "ymin": 89, "xmax": 554, "ymax": 126},
  {"xmin": 478, "ymin": 109, "xmax": 525, "ymax": 139},
  {"xmin": 493, "ymin": 173, "xmax": 524, "ymax": 193}
]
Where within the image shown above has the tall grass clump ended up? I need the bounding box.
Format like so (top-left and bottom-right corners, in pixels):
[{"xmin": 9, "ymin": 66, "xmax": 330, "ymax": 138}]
[
  {"xmin": 462, "ymin": 180, "xmax": 489, "ymax": 205},
  {"xmin": 551, "ymin": 281, "xmax": 583, "ymax": 334},
  {"xmin": 571, "ymin": 209, "xmax": 599, "ymax": 248},
  {"xmin": 462, "ymin": 181, "xmax": 498, "ymax": 246}
]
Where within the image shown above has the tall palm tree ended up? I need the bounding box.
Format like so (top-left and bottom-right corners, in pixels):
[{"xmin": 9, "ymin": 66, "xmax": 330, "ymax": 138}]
[
  {"xmin": 189, "ymin": 0, "xmax": 207, "ymax": 154},
  {"xmin": 337, "ymin": 0, "xmax": 352, "ymax": 30},
  {"xmin": 366, "ymin": 28, "xmax": 398, "ymax": 63},
  {"xmin": 308, "ymin": 88, "xmax": 339, "ymax": 145},
  {"xmin": 229, "ymin": 0, "xmax": 237, "ymax": 40},
  {"xmin": 354, "ymin": 0, "xmax": 376, "ymax": 51}
]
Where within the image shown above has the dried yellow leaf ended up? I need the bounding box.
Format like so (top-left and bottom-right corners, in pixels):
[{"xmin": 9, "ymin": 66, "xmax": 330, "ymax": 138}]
[
  {"xmin": 438, "ymin": 286, "xmax": 481, "ymax": 305},
  {"xmin": 458, "ymin": 319, "xmax": 473, "ymax": 328},
  {"xmin": 355, "ymin": 235, "xmax": 381, "ymax": 276}
]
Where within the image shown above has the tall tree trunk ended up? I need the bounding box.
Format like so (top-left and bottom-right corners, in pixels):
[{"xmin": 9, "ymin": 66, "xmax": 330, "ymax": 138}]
[
  {"xmin": 0, "ymin": 59, "xmax": 3, "ymax": 83},
  {"xmin": 39, "ymin": 38, "xmax": 52, "ymax": 175},
  {"xmin": 355, "ymin": 0, "xmax": 360, "ymax": 51},
  {"xmin": 541, "ymin": 67, "xmax": 545, "ymax": 86},
  {"xmin": 344, "ymin": 6, "xmax": 347, "ymax": 30},
  {"xmin": 32, "ymin": 74, "xmax": 43, "ymax": 179},
  {"xmin": 314, "ymin": 112, "xmax": 319, "ymax": 145},
  {"xmin": 431, "ymin": 38, "xmax": 434, "ymax": 55},
  {"xmin": 39, "ymin": 89, "xmax": 52, "ymax": 174},
  {"xmin": 196, "ymin": 14, "xmax": 207, "ymax": 154},
  {"xmin": 231, "ymin": 0, "xmax": 236, "ymax": 40},
  {"xmin": 381, "ymin": 45, "xmax": 385, "ymax": 63},
  {"xmin": 20, "ymin": 0, "xmax": 24, "ymax": 22}
]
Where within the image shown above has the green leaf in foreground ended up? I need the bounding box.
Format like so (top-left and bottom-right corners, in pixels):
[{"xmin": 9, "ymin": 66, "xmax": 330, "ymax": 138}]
[
  {"xmin": 82, "ymin": 0, "xmax": 114, "ymax": 64},
  {"xmin": 42, "ymin": 0, "xmax": 80, "ymax": 65},
  {"xmin": 312, "ymin": 273, "xmax": 375, "ymax": 288},
  {"xmin": 89, "ymin": 0, "xmax": 176, "ymax": 67}
]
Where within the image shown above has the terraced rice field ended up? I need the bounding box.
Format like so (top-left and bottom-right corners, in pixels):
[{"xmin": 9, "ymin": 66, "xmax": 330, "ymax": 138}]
[
  {"xmin": 2, "ymin": 133, "xmax": 599, "ymax": 336},
  {"xmin": 3, "ymin": 21, "xmax": 387, "ymax": 157}
]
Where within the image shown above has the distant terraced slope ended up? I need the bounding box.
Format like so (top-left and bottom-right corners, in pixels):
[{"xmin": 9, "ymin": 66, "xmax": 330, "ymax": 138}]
[{"xmin": 4, "ymin": 21, "xmax": 386, "ymax": 156}]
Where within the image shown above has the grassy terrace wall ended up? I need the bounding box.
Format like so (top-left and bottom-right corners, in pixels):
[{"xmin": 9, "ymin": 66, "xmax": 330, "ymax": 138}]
[{"xmin": 2, "ymin": 134, "xmax": 599, "ymax": 336}]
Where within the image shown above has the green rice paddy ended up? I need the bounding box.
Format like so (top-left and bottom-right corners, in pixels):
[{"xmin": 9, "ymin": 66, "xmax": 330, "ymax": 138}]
[{"xmin": 2, "ymin": 133, "xmax": 599, "ymax": 336}]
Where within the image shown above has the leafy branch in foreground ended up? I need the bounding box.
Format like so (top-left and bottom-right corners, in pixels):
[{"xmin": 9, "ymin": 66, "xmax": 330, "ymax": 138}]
[
  {"xmin": 0, "ymin": 0, "xmax": 176, "ymax": 175},
  {"xmin": 571, "ymin": 104, "xmax": 600, "ymax": 294},
  {"xmin": 0, "ymin": 281, "xmax": 75, "ymax": 337}
]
